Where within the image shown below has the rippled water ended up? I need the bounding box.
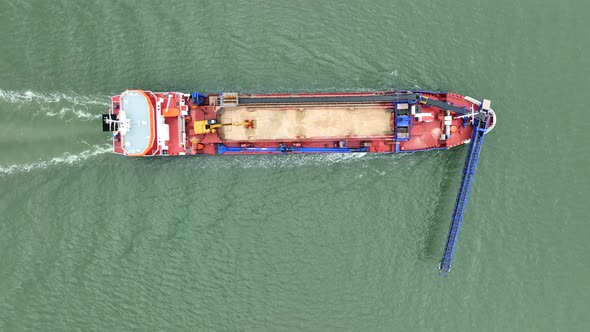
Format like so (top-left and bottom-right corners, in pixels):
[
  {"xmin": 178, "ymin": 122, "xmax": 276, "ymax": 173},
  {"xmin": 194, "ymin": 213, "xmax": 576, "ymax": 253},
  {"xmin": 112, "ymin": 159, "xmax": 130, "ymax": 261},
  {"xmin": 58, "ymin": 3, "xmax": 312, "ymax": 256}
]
[{"xmin": 0, "ymin": 0, "xmax": 588, "ymax": 330}]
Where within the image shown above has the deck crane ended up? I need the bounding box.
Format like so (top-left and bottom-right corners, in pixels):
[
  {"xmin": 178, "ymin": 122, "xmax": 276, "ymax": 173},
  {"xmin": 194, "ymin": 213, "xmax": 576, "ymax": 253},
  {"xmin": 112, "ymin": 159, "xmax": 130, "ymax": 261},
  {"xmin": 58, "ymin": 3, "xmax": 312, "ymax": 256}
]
[{"xmin": 193, "ymin": 119, "xmax": 255, "ymax": 135}]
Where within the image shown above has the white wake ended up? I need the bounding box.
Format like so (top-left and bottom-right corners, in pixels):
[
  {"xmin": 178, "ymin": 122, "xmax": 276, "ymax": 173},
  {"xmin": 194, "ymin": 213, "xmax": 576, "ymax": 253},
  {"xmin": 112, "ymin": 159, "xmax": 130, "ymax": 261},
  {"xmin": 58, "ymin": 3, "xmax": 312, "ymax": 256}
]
[
  {"xmin": 0, "ymin": 89, "xmax": 109, "ymax": 121},
  {"xmin": 42, "ymin": 106, "xmax": 97, "ymax": 120},
  {"xmin": 0, "ymin": 144, "xmax": 111, "ymax": 176},
  {"xmin": 0, "ymin": 89, "xmax": 109, "ymax": 106}
]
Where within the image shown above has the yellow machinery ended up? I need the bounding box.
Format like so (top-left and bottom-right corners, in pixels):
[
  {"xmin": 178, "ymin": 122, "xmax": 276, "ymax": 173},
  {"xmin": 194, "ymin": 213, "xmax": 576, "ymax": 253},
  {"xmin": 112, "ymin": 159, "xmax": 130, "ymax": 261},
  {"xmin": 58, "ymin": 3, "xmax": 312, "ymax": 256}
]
[{"xmin": 193, "ymin": 119, "xmax": 254, "ymax": 134}]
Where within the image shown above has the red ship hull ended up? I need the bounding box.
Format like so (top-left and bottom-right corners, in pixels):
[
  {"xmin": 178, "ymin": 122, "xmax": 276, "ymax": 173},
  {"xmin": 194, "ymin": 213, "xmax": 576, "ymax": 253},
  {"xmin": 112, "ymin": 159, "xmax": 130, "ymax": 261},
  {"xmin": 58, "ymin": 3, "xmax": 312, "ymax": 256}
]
[{"xmin": 103, "ymin": 91, "xmax": 494, "ymax": 157}]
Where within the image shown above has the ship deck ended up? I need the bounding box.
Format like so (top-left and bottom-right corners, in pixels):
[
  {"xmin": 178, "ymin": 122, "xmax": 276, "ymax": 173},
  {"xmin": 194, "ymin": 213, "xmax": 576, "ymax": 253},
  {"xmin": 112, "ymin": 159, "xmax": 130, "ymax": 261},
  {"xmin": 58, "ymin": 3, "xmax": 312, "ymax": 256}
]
[
  {"xmin": 108, "ymin": 91, "xmax": 485, "ymax": 156},
  {"xmin": 218, "ymin": 104, "xmax": 393, "ymax": 141}
]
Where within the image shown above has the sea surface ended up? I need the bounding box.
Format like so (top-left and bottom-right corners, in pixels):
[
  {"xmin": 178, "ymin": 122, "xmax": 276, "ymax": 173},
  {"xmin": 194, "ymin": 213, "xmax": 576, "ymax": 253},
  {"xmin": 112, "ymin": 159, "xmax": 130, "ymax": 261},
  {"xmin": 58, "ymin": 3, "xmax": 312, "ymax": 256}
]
[{"xmin": 0, "ymin": 0, "xmax": 588, "ymax": 330}]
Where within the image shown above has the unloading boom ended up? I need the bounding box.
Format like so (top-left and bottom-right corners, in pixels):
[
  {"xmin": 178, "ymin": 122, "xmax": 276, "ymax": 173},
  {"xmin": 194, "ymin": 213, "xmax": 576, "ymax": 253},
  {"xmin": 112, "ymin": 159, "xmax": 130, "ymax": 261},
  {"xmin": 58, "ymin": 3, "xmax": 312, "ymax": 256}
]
[{"xmin": 439, "ymin": 100, "xmax": 492, "ymax": 273}]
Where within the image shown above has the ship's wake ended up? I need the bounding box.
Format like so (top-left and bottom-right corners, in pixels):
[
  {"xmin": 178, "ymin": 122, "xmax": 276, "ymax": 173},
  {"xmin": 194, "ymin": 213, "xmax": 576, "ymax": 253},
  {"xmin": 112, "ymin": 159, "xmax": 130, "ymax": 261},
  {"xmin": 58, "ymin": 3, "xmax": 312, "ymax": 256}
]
[
  {"xmin": 0, "ymin": 144, "xmax": 111, "ymax": 176},
  {"xmin": 0, "ymin": 88, "xmax": 109, "ymax": 121},
  {"xmin": 149, "ymin": 151, "xmax": 414, "ymax": 171},
  {"xmin": 0, "ymin": 89, "xmax": 109, "ymax": 106},
  {"xmin": 42, "ymin": 106, "xmax": 97, "ymax": 121}
]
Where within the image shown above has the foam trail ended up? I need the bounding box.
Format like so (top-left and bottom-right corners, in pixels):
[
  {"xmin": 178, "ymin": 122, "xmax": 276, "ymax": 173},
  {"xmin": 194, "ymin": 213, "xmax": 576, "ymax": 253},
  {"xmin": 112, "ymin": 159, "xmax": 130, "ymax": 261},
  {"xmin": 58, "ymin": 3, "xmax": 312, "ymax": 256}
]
[
  {"xmin": 43, "ymin": 107, "xmax": 98, "ymax": 121},
  {"xmin": 0, "ymin": 144, "xmax": 111, "ymax": 176},
  {"xmin": 198, "ymin": 152, "xmax": 373, "ymax": 170},
  {"xmin": 0, "ymin": 89, "xmax": 109, "ymax": 106},
  {"xmin": 168, "ymin": 151, "xmax": 407, "ymax": 171},
  {"xmin": 1, "ymin": 89, "xmax": 108, "ymax": 121}
]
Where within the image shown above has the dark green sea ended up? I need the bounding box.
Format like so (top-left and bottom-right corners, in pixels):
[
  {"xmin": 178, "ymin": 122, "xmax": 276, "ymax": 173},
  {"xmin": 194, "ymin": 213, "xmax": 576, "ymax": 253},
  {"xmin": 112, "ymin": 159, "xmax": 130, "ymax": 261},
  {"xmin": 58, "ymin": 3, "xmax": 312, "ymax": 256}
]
[{"xmin": 1, "ymin": 0, "xmax": 588, "ymax": 330}]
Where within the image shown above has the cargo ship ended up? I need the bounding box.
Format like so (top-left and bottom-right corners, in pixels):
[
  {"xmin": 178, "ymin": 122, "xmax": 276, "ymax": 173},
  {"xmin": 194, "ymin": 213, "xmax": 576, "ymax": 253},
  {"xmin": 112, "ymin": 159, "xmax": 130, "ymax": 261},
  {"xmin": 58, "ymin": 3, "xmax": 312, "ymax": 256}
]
[
  {"xmin": 102, "ymin": 89, "xmax": 496, "ymax": 273},
  {"xmin": 102, "ymin": 90, "xmax": 495, "ymax": 157}
]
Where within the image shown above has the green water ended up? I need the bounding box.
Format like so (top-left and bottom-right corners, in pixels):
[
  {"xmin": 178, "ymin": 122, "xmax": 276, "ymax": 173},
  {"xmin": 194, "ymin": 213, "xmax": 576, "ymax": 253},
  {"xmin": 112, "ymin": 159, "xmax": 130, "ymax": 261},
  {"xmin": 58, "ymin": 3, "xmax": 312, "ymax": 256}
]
[{"xmin": 1, "ymin": 0, "xmax": 588, "ymax": 330}]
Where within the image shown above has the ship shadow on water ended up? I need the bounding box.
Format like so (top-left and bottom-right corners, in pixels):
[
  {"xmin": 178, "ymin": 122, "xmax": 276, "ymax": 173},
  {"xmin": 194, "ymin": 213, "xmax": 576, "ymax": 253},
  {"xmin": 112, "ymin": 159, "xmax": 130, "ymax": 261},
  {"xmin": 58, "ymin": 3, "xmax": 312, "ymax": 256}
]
[{"xmin": 416, "ymin": 147, "xmax": 466, "ymax": 263}]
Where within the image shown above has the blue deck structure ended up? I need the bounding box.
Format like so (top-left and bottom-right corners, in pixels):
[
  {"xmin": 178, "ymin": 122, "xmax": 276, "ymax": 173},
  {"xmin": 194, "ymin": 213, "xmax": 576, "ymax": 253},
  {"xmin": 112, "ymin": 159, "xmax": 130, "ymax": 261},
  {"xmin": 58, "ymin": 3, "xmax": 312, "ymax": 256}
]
[{"xmin": 439, "ymin": 101, "xmax": 492, "ymax": 273}]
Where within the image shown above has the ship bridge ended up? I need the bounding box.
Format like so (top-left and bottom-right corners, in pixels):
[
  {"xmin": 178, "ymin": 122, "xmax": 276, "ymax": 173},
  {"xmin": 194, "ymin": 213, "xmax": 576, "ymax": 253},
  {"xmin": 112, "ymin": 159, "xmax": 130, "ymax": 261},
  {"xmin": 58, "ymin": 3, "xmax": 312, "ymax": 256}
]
[{"xmin": 119, "ymin": 90, "xmax": 155, "ymax": 156}]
